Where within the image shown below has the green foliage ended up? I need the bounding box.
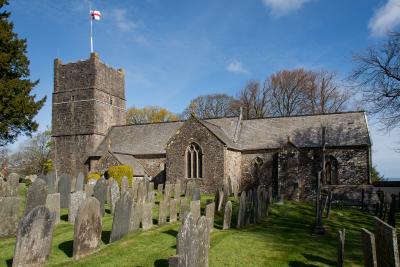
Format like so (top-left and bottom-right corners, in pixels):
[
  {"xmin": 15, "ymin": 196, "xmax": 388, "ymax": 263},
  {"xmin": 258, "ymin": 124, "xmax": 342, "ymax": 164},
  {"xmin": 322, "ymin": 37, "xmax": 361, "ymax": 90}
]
[
  {"xmin": 43, "ymin": 159, "xmax": 52, "ymax": 174},
  {"xmin": 21, "ymin": 178, "xmax": 31, "ymax": 187},
  {"xmin": 371, "ymin": 165, "xmax": 385, "ymax": 183},
  {"xmin": 86, "ymin": 172, "xmax": 101, "ymax": 182},
  {"xmin": 0, "ymin": 1, "xmax": 46, "ymax": 146},
  {"xmin": 106, "ymin": 165, "xmax": 133, "ymax": 187},
  {"xmin": 126, "ymin": 106, "xmax": 179, "ymax": 124}
]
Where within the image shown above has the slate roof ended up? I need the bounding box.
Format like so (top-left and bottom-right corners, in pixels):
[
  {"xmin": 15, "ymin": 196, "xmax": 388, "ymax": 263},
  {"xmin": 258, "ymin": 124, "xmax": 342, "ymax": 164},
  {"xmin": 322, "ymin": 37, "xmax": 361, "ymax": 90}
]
[{"xmin": 91, "ymin": 111, "xmax": 370, "ymax": 158}]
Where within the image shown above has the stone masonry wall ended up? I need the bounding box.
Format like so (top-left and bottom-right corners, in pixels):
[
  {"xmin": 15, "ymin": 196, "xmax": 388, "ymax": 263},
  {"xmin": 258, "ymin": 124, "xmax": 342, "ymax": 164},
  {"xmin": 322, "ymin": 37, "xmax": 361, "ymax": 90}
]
[
  {"xmin": 166, "ymin": 117, "xmax": 225, "ymax": 193},
  {"xmin": 225, "ymin": 149, "xmax": 241, "ymax": 195}
]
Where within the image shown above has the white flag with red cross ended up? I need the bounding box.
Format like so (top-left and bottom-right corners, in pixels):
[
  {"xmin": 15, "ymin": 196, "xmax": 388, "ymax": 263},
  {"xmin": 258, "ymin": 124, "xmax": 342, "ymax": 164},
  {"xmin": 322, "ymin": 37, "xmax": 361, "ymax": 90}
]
[{"xmin": 91, "ymin": 10, "xmax": 101, "ymax": 21}]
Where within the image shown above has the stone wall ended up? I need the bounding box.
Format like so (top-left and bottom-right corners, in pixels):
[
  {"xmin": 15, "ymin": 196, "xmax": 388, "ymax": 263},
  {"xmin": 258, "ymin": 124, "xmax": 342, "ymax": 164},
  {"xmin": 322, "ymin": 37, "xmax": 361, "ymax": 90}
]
[
  {"xmin": 166, "ymin": 117, "xmax": 225, "ymax": 193},
  {"xmin": 52, "ymin": 53, "xmax": 126, "ymax": 175},
  {"xmin": 225, "ymin": 149, "xmax": 241, "ymax": 195},
  {"xmin": 136, "ymin": 156, "xmax": 166, "ymax": 185}
]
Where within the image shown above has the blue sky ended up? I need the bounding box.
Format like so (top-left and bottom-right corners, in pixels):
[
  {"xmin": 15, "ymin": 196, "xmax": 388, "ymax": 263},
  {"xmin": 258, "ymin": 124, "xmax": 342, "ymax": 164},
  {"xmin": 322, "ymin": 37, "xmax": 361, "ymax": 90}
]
[{"xmin": 5, "ymin": 0, "xmax": 400, "ymax": 178}]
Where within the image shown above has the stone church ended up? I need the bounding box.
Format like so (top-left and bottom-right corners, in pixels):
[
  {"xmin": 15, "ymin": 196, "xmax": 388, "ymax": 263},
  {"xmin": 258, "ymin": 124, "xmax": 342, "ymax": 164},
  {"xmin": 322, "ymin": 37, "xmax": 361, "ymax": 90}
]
[{"xmin": 52, "ymin": 53, "xmax": 372, "ymax": 199}]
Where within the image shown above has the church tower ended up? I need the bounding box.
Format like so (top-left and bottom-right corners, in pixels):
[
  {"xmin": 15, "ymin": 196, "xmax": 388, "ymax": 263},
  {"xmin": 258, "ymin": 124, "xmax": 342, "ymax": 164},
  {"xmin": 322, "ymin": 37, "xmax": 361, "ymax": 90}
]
[{"xmin": 52, "ymin": 53, "xmax": 126, "ymax": 175}]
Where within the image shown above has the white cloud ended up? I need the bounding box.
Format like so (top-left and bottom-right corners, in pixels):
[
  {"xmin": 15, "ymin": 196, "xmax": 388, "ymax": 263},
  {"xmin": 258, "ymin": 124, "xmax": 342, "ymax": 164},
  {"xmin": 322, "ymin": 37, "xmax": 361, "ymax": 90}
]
[
  {"xmin": 369, "ymin": 0, "xmax": 400, "ymax": 37},
  {"xmin": 227, "ymin": 59, "xmax": 249, "ymax": 75},
  {"xmin": 110, "ymin": 8, "xmax": 137, "ymax": 32},
  {"xmin": 262, "ymin": 0, "xmax": 312, "ymax": 16}
]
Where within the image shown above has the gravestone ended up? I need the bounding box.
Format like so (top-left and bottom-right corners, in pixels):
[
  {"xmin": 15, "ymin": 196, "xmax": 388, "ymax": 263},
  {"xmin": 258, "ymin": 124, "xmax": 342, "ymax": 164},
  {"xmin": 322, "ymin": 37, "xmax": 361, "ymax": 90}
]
[
  {"xmin": 129, "ymin": 201, "xmax": 142, "ymax": 232},
  {"xmin": 170, "ymin": 199, "xmax": 178, "ymax": 223},
  {"xmin": 142, "ymin": 203, "xmax": 153, "ymax": 230},
  {"xmin": 192, "ymin": 187, "xmax": 201, "ymax": 201},
  {"xmin": 190, "ymin": 200, "xmax": 201, "ymax": 223},
  {"xmin": 69, "ymin": 191, "xmax": 86, "ymax": 223},
  {"xmin": 121, "ymin": 176, "xmax": 129, "ymax": 194},
  {"xmin": 180, "ymin": 198, "xmax": 190, "ymax": 221},
  {"xmin": 73, "ymin": 197, "xmax": 102, "ymax": 260},
  {"xmin": 0, "ymin": 196, "xmax": 19, "ymax": 237},
  {"xmin": 76, "ymin": 172, "xmax": 84, "ymax": 192},
  {"xmin": 157, "ymin": 184, "xmax": 164, "ymax": 195},
  {"xmin": 85, "ymin": 179, "xmax": 96, "ymax": 197},
  {"xmin": 158, "ymin": 200, "xmax": 169, "ymax": 226},
  {"xmin": 7, "ymin": 173, "xmax": 19, "ymax": 197},
  {"xmin": 147, "ymin": 182, "xmax": 155, "ymax": 203},
  {"xmin": 165, "ymin": 183, "xmax": 172, "ymax": 200},
  {"xmin": 0, "ymin": 179, "xmax": 10, "ymax": 196},
  {"xmin": 373, "ymin": 216, "xmax": 400, "ymax": 267},
  {"xmin": 44, "ymin": 171, "xmax": 57, "ymax": 194},
  {"xmin": 174, "ymin": 183, "xmax": 181, "ymax": 199},
  {"xmin": 223, "ymin": 201, "xmax": 232, "ymax": 230},
  {"xmin": 13, "ymin": 206, "xmax": 56, "ymax": 267},
  {"xmin": 237, "ymin": 191, "xmax": 246, "ymax": 228},
  {"xmin": 217, "ymin": 189, "xmax": 224, "ymax": 212},
  {"xmin": 185, "ymin": 181, "xmax": 194, "ymax": 199},
  {"xmin": 93, "ymin": 178, "xmax": 107, "ymax": 217},
  {"xmin": 25, "ymin": 178, "xmax": 48, "ymax": 215},
  {"xmin": 337, "ymin": 229, "xmax": 345, "ymax": 267},
  {"xmin": 110, "ymin": 180, "xmax": 120, "ymax": 214},
  {"xmin": 110, "ymin": 192, "xmax": 133, "ymax": 243},
  {"xmin": 205, "ymin": 202, "xmax": 215, "ymax": 231},
  {"xmin": 197, "ymin": 216, "xmax": 211, "ymax": 267},
  {"xmin": 46, "ymin": 193, "xmax": 60, "ymax": 224},
  {"xmin": 132, "ymin": 181, "xmax": 139, "ymax": 200},
  {"xmin": 137, "ymin": 181, "xmax": 147, "ymax": 203},
  {"xmin": 361, "ymin": 228, "xmax": 377, "ymax": 267},
  {"xmin": 58, "ymin": 173, "xmax": 72, "ymax": 208}
]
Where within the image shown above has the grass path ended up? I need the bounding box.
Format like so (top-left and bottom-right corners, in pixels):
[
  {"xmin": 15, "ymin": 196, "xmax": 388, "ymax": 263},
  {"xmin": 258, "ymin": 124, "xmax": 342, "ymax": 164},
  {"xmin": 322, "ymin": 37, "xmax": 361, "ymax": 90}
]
[{"xmin": 0, "ymin": 185, "xmax": 381, "ymax": 266}]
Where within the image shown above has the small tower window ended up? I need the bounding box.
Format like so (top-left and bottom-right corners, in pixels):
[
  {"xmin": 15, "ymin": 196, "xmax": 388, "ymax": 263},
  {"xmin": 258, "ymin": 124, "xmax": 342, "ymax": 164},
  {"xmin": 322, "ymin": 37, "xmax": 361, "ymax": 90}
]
[
  {"xmin": 71, "ymin": 95, "xmax": 75, "ymax": 101},
  {"xmin": 110, "ymin": 96, "xmax": 113, "ymax": 105},
  {"xmin": 186, "ymin": 143, "xmax": 203, "ymax": 178}
]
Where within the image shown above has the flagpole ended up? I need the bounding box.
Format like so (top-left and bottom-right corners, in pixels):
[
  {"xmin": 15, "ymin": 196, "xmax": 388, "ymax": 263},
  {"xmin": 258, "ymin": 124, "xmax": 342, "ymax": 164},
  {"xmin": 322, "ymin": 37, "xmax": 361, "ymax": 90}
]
[{"xmin": 90, "ymin": 11, "xmax": 93, "ymax": 53}]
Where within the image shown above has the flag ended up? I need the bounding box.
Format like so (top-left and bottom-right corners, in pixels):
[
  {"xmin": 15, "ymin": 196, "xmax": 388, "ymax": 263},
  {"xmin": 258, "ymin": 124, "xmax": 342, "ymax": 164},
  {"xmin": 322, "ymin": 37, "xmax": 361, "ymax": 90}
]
[{"xmin": 91, "ymin": 10, "xmax": 101, "ymax": 21}]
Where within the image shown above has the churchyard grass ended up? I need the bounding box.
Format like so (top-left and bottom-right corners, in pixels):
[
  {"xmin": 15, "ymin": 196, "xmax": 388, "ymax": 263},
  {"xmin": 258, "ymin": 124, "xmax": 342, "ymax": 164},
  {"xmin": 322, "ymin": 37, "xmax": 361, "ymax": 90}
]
[{"xmin": 0, "ymin": 184, "xmax": 384, "ymax": 266}]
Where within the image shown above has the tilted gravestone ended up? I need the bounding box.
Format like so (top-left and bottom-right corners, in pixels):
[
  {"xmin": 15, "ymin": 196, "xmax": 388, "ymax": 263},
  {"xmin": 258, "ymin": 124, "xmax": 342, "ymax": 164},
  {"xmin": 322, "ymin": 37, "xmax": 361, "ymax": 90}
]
[
  {"xmin": 73, "ymin": 197, "xmax": 102, "ymax": 260},
  {"xmin": 110, "ymin": 192, "xmax": 133, "ymax": 243},
  {"xmin": 170, "ymin": 199, "xmax": 178, "ymax": 223},
  {"xmin": 58, "ymin": 173, "xmax": 72, "ymax": 208},
  {"xmin": 142, "ymin": 203, "xmax": 153, "ymax": 230},
  {"xmin": 110, "ymin": 180, "xmax": 120, "ymax": 214},
  {"xmin": 158, "ymin": 200, "xmax": 169, "ymax": 226},
  {"xmin": 121, "ymin": 176, "xmax": 129, "ymax": 195},
  {"xmin": 180, "ymin": 198, "xmax": 190, "ymax": 221},
  {"xmin": 93, "ymin": 178, "xmax": 107, "ymax": 217},
  {"xmin": 174, "ymin": 183, "xmax": 181, "ymax": 199},
  {"xmin": 129, "ymin": 201, "xmax": 142, "ymax": 232},
  {"xmin": 76, "ymin": 172, "xmax": 85, "ymax": 192},
  {"xmin": 46, "ymin": 193, "xmax": 60, "ymax": 224},
  {"xmin": 237, "ymin": 191, "xmax": 246, "ymax": 228},
  {"xmin": 25, "ymin": 178, "xmax": 48, "ymax": 215},
  {"xmin": 217, "ymin": 189, "xmax": 224, "ymax": 212},
  {"xmin": 337, "ymin": 229, "xmax": 345, "ymax": 267},
  {"xmin": 0, "ymin": 196, "xmax": 19, "ymax": 237},
  {"xmin": 69, "ymin": 191, "xmax": 86, "ymax": 223},
  {"xmin": 361, "ymin": 228, "xmax": 377, "ymax": 267},
  {"xmin": 205, "ymin": 202, "xmax": 215, "ymax": 231},
  {"xmin": 190, "ymin": 200, "xmax": 201, "ymax": 223},
  {"xmin": 44, "ymin": 171, "xmax": 57, "ymax": 194},
  {"xmin": 192, "ymin": 187, "xmax": 201, "ymax": 201},
  {"xmin": 223, "ymin": 201, "xmax": 232, "ymax": 230},
  {"xmin": 373, "ymin": 216, "xmax": 400, "ymax": 267},
  {"xmin": 7, "ymin": 173, "xmax": 19, "ymax": 197},
  {"xmin": 13, "ymin": 206, "xmax": 56, "ymax": 267}
]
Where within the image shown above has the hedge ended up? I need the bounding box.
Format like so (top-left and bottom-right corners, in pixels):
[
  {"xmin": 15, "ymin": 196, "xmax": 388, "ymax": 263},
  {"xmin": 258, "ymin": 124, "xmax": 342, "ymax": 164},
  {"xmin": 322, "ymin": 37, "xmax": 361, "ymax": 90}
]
[
  {"xmin": 106, "ymin": 165, "xmax": 134, "ymax": 188},
  {"xmin": 86, "ymin": 172, "xmax": 101, "ymax": 183}
]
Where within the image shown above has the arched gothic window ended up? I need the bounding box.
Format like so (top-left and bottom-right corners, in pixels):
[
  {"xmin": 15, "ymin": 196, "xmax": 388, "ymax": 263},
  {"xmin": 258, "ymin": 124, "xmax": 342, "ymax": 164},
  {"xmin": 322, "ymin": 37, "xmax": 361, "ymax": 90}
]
[
  {"xmin": 186, "ymin": 143, "xmax": 203, "ymax": 178},
  {"xmin": 325, "ymin": 156, "xmax": 338, "ymax": 185}
]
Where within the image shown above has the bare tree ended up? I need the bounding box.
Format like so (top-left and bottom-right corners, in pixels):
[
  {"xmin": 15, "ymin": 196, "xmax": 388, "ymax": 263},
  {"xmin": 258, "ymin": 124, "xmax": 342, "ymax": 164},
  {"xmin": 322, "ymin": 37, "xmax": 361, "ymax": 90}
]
[
  {"xmin": 126, "ymin": 106, "xmax": 179, "ymax": 124},
  {"xmin": 183, "ymin": 93, "xmax": 238, "ymax": 119},
  {"xmin": 352, "ymin": 32, "xmax": 400, "ymax": 129},
  {"xmin": 237, "ymin": 80, "xmax": 271, "ymax": 119}
]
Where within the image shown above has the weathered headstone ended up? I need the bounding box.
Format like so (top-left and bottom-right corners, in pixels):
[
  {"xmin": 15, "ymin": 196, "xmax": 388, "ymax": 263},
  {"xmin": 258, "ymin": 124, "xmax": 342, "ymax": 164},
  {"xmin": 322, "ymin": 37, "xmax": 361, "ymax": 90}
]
[
  {"xmin": 7, "ymin": 173, "xmax": 19, "ymax": 197},
  {"xmin": 121, "ymin": 176, "xmax": 129, "ymax": 194},
  {"xmin": 142, "ymin": 203, "xmax": 153, "ymax": 230},
  {"xmin": 157, "ymin": 184, "xmax": 164, "ymax": 195},
  {"xmin": 46, "ymin": 193, "xmax": 60, "ymax": 224},
  {"xmin": 73, "ymin": 197, "xmax": 102, "ymax": 260},
  {"xmin": 223, "ymin": 201, "xmax": 232, "ymax": 230},
  {"xmin": 147, "ymin": 182, "xmax": 155, "ymax": 203},
  {"xmin": 180, "ymin": 198, "xmax": 190, "ymax": 221},
  {"xmin": 93, "ymin": 178, "xmax": 107, "ymax": 217},
  {"xmin": 110, "ymin": 180, "xmax": 120, "ymax": 214},
  {"xmin": 190, "ymin": 200, "xmax": 201, "ymax": 223},
  {"xmin": 205, "ymin": 202, "xmax": 215, "ymax": 231},
  {"xmin": 85, "ymin": 179, "xmax": 96, "ymax": 198},
  {"xmin": 13, "ymin": 206, "xmax": 56, "ymax": 267},
  {"xmin": 237, "ymin": 191, "xmax": 246, "ymax": 228},
  {"xmin": 158, "ymin": 200, "xmax": 169, "ymax": 226},
  {"xmin": 217, "ymin": 189, "xmax": 224, "ymax": 212},
  {"xmin": 374, "ymin": 216, "xmax": 400, "ymax": 267},
  {"xmin": 165, "ymin": 183, "xmax": 172, "ymax": 200},
  {"xmin": 76, "ymin": 172, "xmax": 85, "ymax": 192},
  {"xmin": 58, "ymin": 173, "xmax": 72, "ymax": 208},
  {"xmin": 69, "ymin": 191, "xmax": 86, "ymax": 223},
  {"xmin": 198, "ymin": 216, "xmax": 211, "ymax": 267},
  {"xmin": 44, "ymin": 171, "xmax": 57, "ymax": 194},
  {"xmin": 174, "ymin": 183, "xmax": 181, "ymax": 199},
  {"xmin": 110, "ymin": 192, "xmax": 133, "ymax": 243},
  {"xmin": 170, "ymin": 199, "xmax": 178, "ymax": 223},
  {"xmin": 25, "ymin": 178, "xmax": 48, "ymax": 215},
  {"xmin": 361, "ymin": 228, "xmax": 377, "ymax": 267},
  {"xmin": 192, "ymin": 187, "xmax": 201, "ymax": 201},
  {"xmin": 337, "ymin": 229, "xmax": 345, "ymax": 267},
  {"xmin": 0, "ymin": 196, "xmax": 19, "ymax": 237},
  {"xmin": 129, "ymin": 201, "xmax": 142, "ymax": 232},
  {"xmin": 137, "ymin": 181, "xmax": 147, "ymax": 203},
  {"xmin": 185, "ymin": 181, "xmax": 194, "ymax": 199}
]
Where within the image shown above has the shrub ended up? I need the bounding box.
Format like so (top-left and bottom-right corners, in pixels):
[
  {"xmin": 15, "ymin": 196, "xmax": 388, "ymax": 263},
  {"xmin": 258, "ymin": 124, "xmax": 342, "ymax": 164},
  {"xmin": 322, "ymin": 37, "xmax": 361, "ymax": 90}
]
[
  {"xmin": 106, "ymin": 165, "xmax": 133, "ymax": 188},
  {"xmin": 21, "ymin": 178, "xmax": 32, "ymax": 187},
  {"xmin": 86, "ymin": 172, "xmax": 101, "ymax": 183}
]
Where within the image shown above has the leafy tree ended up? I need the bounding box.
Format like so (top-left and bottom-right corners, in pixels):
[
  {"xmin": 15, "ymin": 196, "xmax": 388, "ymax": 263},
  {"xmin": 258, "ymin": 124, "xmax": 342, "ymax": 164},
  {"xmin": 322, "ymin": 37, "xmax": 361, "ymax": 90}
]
[
  {"xmin": 126, "ymin": 106, "xmax": 179, "ymax": 124},
  {"xmin": 371, "ymin": 166, "xmax": 385, "ymax": 183},
  {"xmin": 0, "ymin": 0, "xmax": 45, "ymax": 146},
  {"xmin": 183, "ymin": 93, "xmax": 238, "ymax": 119},
  {"xmin": 352, "ymin": 32, "xmax": 400, "ymax": 129}
]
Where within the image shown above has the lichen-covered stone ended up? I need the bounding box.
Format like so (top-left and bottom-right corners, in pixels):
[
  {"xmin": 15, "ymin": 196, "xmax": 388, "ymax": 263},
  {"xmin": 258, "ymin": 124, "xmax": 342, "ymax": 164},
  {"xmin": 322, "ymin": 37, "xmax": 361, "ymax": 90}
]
[
  {"xmin": 76, "ymin": 172, "xmax": 84, "ymax": 192},
  {"xmin": 93, "ymin": 178, "xmax": 107, "ymax": 217},
  {"xmin": 69, "ymin": 191, "xmax": 86, "ymax": 223},
  {"xmin": 158, "ymin": 200, "xmax": 168, "ymax": 226},
  {"xmin": 58, "ymin": 173, "xmax": 72, "ymax": 208},
  {"xmin": 25, "ymin": 178, "xmax": 48, "ymax": 215},
  {"xmin": 190, "ymin": 200, "xmax": 201, "ymax": 223},
  {"xmin": 110, "ymin": 192, "xmax": 133, "ymax": 243},
  {"xmin": 170, "ymin": 199, "xmax": 178, "ymax": 223},
  {"xmin": 110, "ymin": 180, "xmax": 120, "ymax": 214},
  {"xmin": 46, "ymin": 193, "xmax": 60, "ymax": 225},
  {"xmin": 142, "ymin": 203, "xmax": 153, "ymax": 230},
  {"xmin": 223, "ymin": 201, "xmax": 232, "ymax": 230},
  {"xmin": 0, "ymin": 197, "xmax": 19, "ymax": 238},
  {"xmin": 205, "ymin": 202, "xmax": 215, "ymax": 231}
]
